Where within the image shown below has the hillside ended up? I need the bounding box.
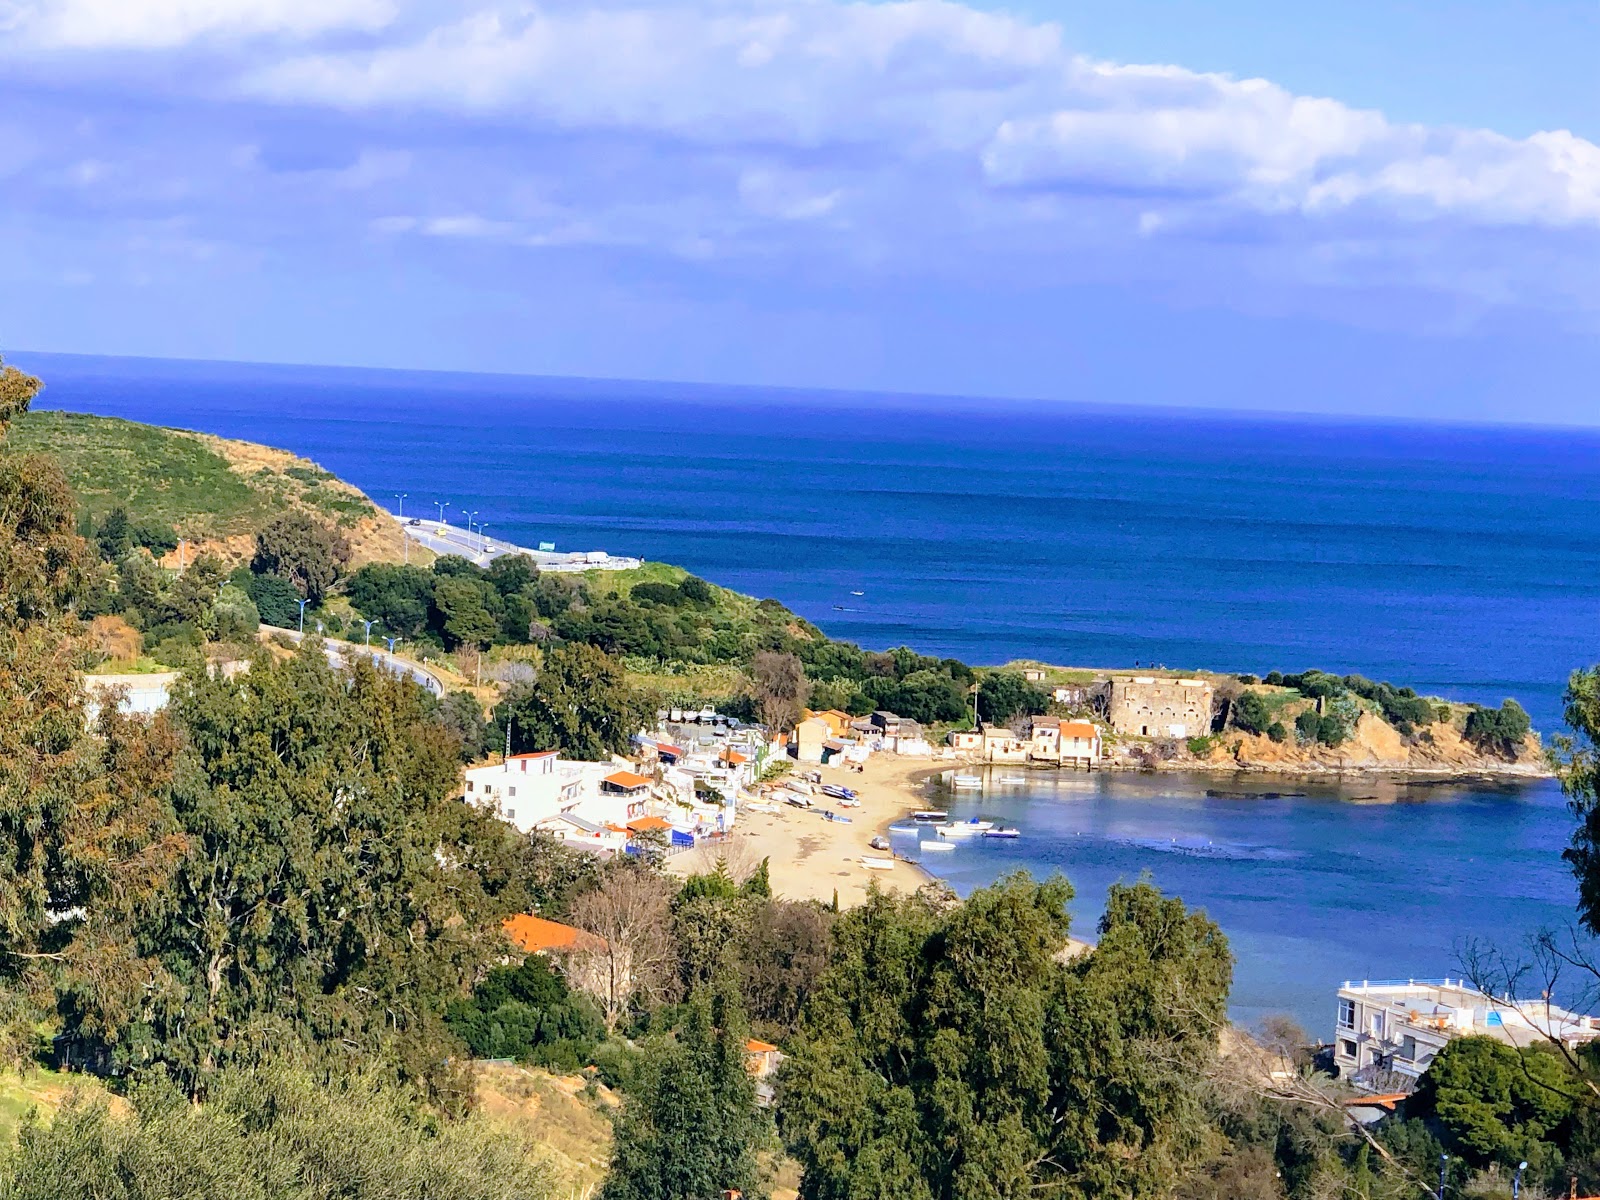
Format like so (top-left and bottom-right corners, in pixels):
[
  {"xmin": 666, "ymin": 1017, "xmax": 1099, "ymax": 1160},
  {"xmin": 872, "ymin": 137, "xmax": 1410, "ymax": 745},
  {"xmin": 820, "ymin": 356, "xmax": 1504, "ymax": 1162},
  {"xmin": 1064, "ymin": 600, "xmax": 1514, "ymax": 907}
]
[{"xmin": 5, "ymin": 409, "xmax": 408, "ymax": 567}]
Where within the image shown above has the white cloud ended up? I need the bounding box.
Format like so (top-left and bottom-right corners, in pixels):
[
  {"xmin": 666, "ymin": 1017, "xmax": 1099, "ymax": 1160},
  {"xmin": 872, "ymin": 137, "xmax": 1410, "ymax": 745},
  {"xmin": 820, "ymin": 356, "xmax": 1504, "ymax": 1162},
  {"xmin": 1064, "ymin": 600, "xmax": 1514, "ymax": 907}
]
[
  {"xmin": 221, "ymin": 0, "xmax": 1600, "ymax": 233},
  {"xmin": 2, "ymin": 0, "xmax": 395, "ymax": 50}
]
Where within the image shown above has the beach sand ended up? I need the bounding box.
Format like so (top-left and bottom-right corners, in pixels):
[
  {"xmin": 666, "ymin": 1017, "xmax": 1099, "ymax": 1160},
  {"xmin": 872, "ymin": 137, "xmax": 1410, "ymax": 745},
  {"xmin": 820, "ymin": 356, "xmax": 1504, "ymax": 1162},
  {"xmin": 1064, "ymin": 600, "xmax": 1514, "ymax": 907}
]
[{"xmin": 668, "ymin": 755, "xmax": 946, "ymax": 906}]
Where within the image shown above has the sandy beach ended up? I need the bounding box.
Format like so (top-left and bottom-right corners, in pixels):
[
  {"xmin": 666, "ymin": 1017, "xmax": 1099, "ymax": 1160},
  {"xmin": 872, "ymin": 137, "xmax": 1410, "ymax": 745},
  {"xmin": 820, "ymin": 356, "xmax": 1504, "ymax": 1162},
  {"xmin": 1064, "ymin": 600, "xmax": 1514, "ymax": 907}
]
[{"xmin": 668, "ymin": 755, "xmax": 946, "ymax": 906}]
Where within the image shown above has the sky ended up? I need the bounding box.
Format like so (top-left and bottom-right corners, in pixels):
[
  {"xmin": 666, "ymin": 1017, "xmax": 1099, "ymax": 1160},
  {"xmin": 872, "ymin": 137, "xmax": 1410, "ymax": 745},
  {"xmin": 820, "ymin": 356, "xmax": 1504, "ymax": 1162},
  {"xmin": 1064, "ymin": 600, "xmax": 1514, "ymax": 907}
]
[{"xmin": 2, "ymin": 0, "xmax": 1599, "ymax": 423}]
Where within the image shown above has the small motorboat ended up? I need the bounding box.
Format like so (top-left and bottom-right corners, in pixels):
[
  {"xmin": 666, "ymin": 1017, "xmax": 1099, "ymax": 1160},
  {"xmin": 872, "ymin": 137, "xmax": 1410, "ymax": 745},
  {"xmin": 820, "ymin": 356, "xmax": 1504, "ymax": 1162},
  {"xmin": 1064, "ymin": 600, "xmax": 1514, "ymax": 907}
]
[
  {"xmin": 851, "ymin": 590, "xmax": 865, "ymax": 596},
  {"xmin": 998, "ymin": 776, "xmax": 1027, "ymax": 785},
  {"xmin": 860, "ymin": 856, "xmax": 896, "ymax": 870},
  {"xmin": 746, "ymin": 803, "xmax": 781, "ymax": 814},
  {"xmin": 919, "ymin": 840, "xmax": 956, "ymax": 853},
  {"xmin": 821, "ymin": 784, "xmax": 859, "ymax": 801},
  {"xmin": 951, "ymin": 775, "xmax": 983, "ymax": 790},
  {"xmin": 983, "ymin": 827, "xmax": 1021, "ymax": 839},
  {"xmin": 910, "ymin": 810, "xmax": 948, "ymax": 823},
  {"xmin": 869, "ymin": 835, "xmax": 891, "ymax": 851},
  {"xmin": 938, "ymin": 819, "xmax": 993, "ymax": 838},
  {"xmin": 783, "ymin": 792, "xmax": 813, "ymax": 808},
  {"xmin": 888, "ymin": 823, "xmax": 921, "ymax": 834}
]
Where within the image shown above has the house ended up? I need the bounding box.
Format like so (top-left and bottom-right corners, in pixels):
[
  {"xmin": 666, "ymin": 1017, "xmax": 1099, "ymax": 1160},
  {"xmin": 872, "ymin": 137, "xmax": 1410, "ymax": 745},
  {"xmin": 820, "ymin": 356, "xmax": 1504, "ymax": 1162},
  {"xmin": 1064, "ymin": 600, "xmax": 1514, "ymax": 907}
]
[
  {"xmin": 81, "ymin": 671, "xmax": 180, "ymax": 722},
  {"xmin": 503, "ymin": 913, "xmax": 606, "ymax": 957},
  {"xmin": 1331, "ymin": 977, "xmax": 1600, "ymax": 1092},
  {"xmin": 745, "ymin": 1038, "xmax": 785, "ymax": 1107},
  {"xmin": 871, "ymin": 711, "xmax": 902, "ymax": 738},
  {"xmin": 1022, "ymin": 668, "xmax": 1047, "ymax": 682},
  {"xmin": 1052, "ymin": 684, "xmax": 1090, "ymax": 706},
  {"xmin": 464, "ymin": 751, "xmax": 590, "ymax": 833},
  {"xmin": 1107, "ymin": 676, "xmax": 1214, "ymax": 739},
  {"xmin": 803, "ymin": 709, "xmax": 854, "ymax": 738},
  {"xmin": 1025, "ymin": 716, "xmax": 1101, "ymax": 765},
  {"xmin": 794, "ymin": 716, "xmax": 832, "ymax": 763},
  {"xmin": 980, "ymin": 725, "xmax": 1027, "ymax": 763},
  {"xmin": 948, "ymin": 728, "xmax": 983, "ymax": 752},
  {"xmin": 1059, "ymin": 720, "xmax": 1101, "ymax": 766},
  {"xmin": 849, "ymin": 717, "xmax": 881, "ymax": 741},
  {"xmin": 539, "ymin": 812, "xmax": 627, "ymax": 854}
]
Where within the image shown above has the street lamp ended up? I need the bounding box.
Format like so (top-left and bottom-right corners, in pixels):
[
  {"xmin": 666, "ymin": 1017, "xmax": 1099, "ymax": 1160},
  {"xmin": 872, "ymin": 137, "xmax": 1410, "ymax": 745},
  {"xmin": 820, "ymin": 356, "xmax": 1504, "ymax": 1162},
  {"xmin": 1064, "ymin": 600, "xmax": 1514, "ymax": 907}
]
[
  {"xmin": 361, "ymin": 619, "xmax": 376, "ymax": 647},
  {"xmin": 297, "ymin": 597, "xmax": 310, "ymax": 634},
  {"xmin": 435, "ymin": 500, "xmax": 449, "ymax": 523},
  {"xmin": 479, "ymin": 523, "xmax": 488, "ymax": 552},
  {"xmin": 385, "ymin": 636, "xmax": 401, "ymax": 654},
  {"xmin": 1513, "ymin": 1161, "xmax": 1527, "ymax": 1200},
  {"xmin": 394, "ymin": 492, "xmax": 407, "ymax": 520},
  {"xmin": 1438, "ymin": 1153, "xmax": 1448, "ymax": 1199}
]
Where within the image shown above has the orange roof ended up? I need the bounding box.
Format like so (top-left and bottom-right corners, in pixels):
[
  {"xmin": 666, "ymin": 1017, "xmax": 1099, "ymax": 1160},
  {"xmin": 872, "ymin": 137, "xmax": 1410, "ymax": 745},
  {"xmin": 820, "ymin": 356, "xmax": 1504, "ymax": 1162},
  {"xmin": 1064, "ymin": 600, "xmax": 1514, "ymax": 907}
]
[
  {"xmin": 626, "ymin": 816, "xmax": 673, "ymax": 833},
  {"xmin": 509, "ymin": 751, "xmax": 557, "ymax": 760},
  {"xmin": 656, "ymin": 743, "xmax": 685, "ymax": 757},
  {"xmin": 1341, "ymin": 1093, "xmax": 1408, "ymax": 1111},
  {"xmin": 604, "ymin": 770, "xmax": 652, "ymax": 789},
  {"xmin": 503, "ymin": 914, "xmax": 602, "ymax": 955},
  {"xmin": 1061, "ymin": 721, "xmax": 1098, "ymax": 739},
  {"xmin": 745, "ymin": 1038, "xmax": 778, "ymax": 1053},
  {"xmin": 723, "ymin": 749, "xmax": 748, "ymax": 764}
]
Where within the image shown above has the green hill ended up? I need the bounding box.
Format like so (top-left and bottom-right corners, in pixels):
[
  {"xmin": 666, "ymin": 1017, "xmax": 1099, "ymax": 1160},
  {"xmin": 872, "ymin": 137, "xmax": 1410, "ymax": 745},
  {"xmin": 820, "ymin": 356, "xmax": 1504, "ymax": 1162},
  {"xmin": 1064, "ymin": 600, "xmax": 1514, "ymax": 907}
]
[{"xmin": 5, "ymin": 409, "xmax": 407, "ymax": 565}]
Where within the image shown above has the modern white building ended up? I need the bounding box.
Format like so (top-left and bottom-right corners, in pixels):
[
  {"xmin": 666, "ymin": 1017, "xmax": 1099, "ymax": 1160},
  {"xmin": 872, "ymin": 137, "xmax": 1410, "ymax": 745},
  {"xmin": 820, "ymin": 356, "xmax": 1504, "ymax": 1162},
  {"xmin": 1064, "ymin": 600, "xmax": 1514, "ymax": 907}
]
[
  {"xmin": 1332, "ymin": 977, "xmax": 1600, "ymax": 1091},
  {"xmin": 463, "ymin": 751, "xmax": 594, "ymax": 834}
]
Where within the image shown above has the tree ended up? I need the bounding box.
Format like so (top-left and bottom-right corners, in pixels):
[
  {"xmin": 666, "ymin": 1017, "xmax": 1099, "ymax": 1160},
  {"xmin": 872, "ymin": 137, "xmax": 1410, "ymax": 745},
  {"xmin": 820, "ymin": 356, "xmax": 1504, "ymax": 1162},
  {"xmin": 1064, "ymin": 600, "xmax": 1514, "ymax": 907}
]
[
  {"xmin": 1407, "ymin": 1036, "xmax": 1575, "ymax": 1171},
  {"xmin": 1232, "ymin": 690, "xmax": 1272, "ymax": 735},
  {"xmin": 241, "ymin": 570, "xmax": 301, "ymax": 629},
  {"xmin": 1560, "ymin": 667, "xmax": 1600, "ymax": 933},
  {"xmin": 1465, "ymin": 698, "xmax": 1532, "ymax": 758},
  {"xmin": 250, "ymin": 511, "xmax": 350, "ymax": 604},
  {"xmin": 977, "ymin": 670, "xmax": 1047, "ymax": 726},
  {"xmin": 0, "ymin": 448, "xmax": 91, "ymax": 625},
  {"xmin": 494, "ymin": 642, "xmax": 649, "ymax": 760},
  {"xmin": 750, "ymin": 651, "xmax": 808, "ymax": 733},
  {"xmin": 55, "ymin": 643, "xmax": 529, "ymax": 1101},
  {"xmin": 444, "ymin": 955, "xmax": 605, "ymax": 1070},
  {"xmin": 600, "ymin": 989, "xmax": 767, "ymax": 1200},
  {"xmin": 566, "ymin": 865, "xmax": 677, "ymax": 1032},
  {"xmin": 345, "ymin": 562, "xmax": 435, "ymax": 639},
  {"xmin": 211, "ymin": 585, "xmax": 260, "ymax": 642},
  {"xmin": 433, "ymin": 575, "xmax": 499, "ymax": 651},
  {"xmin": 779, "ymin": 874, "xmax": 1231, "ymax": 1200}
]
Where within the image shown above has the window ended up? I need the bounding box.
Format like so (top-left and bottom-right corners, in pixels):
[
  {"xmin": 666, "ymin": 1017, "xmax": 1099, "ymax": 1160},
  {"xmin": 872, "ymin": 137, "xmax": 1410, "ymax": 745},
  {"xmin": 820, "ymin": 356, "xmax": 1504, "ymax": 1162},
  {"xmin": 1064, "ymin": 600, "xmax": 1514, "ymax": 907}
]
[
  {"xmin": 1399, "ymin": 1036, "xmax": 1417, "ymax": 1061},
  {"xmin": 508, "ymin": 787, "xmax": 516, "ymax": 797},
  {"xmin": 465, "ymin": 781, "xmax": 474, "ymax": 792},
  {"xmin": 1338, "ymin": 999, "xmax": 1355, "ymax": 1030},
  {"xmin": 1340, "ymin": 1039, "xmax": 1357, "ymax": 1059},
  {"xmin": 1370, "ymin": 1011, "xmax": 1386, "ymax": 1037}
]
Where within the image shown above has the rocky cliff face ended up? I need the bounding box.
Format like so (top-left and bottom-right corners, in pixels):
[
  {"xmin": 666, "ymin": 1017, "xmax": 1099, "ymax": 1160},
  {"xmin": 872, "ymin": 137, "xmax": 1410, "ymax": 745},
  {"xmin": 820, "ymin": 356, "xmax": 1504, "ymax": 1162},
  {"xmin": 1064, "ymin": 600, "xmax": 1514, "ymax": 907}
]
[{"xmin": 1170, "ymin": 712, "xmax": 1548, "ymax": 776}]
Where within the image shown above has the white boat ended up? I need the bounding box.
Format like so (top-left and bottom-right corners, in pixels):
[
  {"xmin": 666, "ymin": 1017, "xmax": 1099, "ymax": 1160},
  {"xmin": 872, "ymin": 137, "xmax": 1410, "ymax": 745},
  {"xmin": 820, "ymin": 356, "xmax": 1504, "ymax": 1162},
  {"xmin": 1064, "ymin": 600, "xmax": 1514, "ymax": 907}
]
[
  {"xmin": 919, "ymin": 840, "xmax": 956, "ymax": 853},
  {"xmin": 888, "ymin": 823, "xmax": 921, "ymax": 834},
  {"xmin": 860, "ymin": 855, "xmax": 897, "ymax": 870},
  {"xmin": 837, "ymin": 797, "xmax": 861, "ymax": 808},
  {"xmin": 747, "ymin": 803, "xmax": 781, "ymax": 814},
  {"xmin": 983, "ymin": 827, "xmax": 1021, "ymax": 839},
  {"xmin": 998, "ymin": 776, "xmax": 1027, "ymax": 785},
  {"xmin": 938, "ymin": 819, "xmax": 994, "ymax": 838},
  {"xmin": 782, "ymin": 792, "xmax": 813, "ymax": 808},
  {"xmin": 910, "ymin": 810, "xmax": 948, "ymax": 822},
  {"xmin": 951, "ymin": 775, "xmax": 983, "ymax": 790}
]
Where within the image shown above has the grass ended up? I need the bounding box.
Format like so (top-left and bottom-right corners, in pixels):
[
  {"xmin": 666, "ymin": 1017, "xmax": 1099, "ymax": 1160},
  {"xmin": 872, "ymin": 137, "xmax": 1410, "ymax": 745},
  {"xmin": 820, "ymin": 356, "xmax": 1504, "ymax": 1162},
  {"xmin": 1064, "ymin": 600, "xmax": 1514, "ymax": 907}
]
[
  {"xmin": 5, "ymin": 410, "xmax": 387, "ymax": 543},
  {"xmin": 0, "ymin": 1066, "xmax": 120, "ymax": 1145}
]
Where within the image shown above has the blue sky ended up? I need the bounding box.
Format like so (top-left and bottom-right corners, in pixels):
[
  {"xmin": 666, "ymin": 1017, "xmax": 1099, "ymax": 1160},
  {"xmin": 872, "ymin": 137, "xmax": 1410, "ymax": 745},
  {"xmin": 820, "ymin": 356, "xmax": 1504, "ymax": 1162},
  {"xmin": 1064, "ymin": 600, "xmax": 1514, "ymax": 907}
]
[{"xmin": 3, "ymin": 0, "xmax": 1600, "ymax": 424}]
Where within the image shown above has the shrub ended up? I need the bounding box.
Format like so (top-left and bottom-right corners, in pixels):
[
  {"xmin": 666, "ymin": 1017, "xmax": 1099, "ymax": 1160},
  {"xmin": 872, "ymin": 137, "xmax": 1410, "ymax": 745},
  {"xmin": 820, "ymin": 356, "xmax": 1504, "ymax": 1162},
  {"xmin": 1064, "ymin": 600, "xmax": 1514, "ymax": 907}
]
[
  {"xmin": 444, "ymin": 956, "xmax": 605, "ymax": 1069},
  {"xmin": 1465, "ymin": 699, "xmax": 1532, "ymax": 757},
  {"xmin": 1187, "ymin": 735, "xmax": 1216, "ymax": 757},
  {"xmin": 1231, "ymin": 690, "xmax": 1272, "ymax": 735},
  {"xmin": 1266, "ymin": 721, "xmax": 1288, "ymax": 743}
]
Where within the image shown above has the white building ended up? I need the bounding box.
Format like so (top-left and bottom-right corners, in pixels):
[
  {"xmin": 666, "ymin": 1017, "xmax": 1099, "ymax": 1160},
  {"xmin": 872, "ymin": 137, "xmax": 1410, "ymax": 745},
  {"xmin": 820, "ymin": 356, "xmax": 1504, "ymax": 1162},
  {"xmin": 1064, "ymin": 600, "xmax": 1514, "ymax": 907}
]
[
  {"xmin": 463, "ymin": 751, "xmax": 593, "ymax": 834},
  {"xmin": 82, "ymin": 672, "xmax": 180, "ymax": 723},
  {"xmin": 1332, "ymin": 977, "xmax": 1600, "ymax": 1091}
]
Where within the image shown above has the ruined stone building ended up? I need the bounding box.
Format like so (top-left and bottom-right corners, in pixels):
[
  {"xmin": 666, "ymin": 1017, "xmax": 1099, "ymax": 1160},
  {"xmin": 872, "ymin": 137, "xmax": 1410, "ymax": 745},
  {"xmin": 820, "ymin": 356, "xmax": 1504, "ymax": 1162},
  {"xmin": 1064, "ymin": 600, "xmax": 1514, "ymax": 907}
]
[{"xmin": 1107, "ymin": 676, "xmax": 1215, "ymax": 739}]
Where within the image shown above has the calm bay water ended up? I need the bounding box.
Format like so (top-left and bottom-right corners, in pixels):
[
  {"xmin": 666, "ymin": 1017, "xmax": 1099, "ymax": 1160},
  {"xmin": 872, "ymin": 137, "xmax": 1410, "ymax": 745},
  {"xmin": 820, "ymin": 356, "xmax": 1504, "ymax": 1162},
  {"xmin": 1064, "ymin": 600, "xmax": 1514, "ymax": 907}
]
[{"xmin": 20, "ymin": 351, "xmax": 1600, "ymax": 1030}]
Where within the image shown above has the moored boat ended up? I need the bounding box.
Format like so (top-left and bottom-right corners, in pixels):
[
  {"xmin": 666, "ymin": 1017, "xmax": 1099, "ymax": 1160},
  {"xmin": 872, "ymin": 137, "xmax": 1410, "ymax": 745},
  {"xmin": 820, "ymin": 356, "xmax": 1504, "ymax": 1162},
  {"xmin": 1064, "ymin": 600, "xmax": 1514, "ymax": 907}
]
[
  {"xmin": 910, "ymin": 810, "xmax": 948, "ymax": 822},
  {"xmin": 937, "ymin": 819, "xmax": 993, "ymax": 838},
  {"xmin": 951, "ymin": 775, "xmax": 983, "ymax": 790},
  {"xmin": 888, "ymin": 823, "xmax": 921, "ymax": 834},
  {"xmin": 919, "ymin": 840, "xmax": 956, "ymax": 852},
  {"xmin": 860, "ymin": 855, "xmax": 896, "ymax": 870},
  {"xmin": 983, "ymin": 826, "xmax": 1021, "ymax": 839}
]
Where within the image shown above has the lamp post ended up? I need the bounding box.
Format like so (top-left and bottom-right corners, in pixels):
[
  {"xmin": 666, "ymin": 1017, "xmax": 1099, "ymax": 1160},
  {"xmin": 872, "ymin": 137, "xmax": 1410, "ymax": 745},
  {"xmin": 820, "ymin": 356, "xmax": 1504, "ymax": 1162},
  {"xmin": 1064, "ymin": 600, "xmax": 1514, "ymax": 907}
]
[
  {"xmin": 1512, "ymin": 1160, "xmax": 1527, "ymax": 1200},
  {"xmin": 297, "ymin": 597, "xmax": 309, "ymax": 634},
  {"xmin": 435, "ymin": 500, "xmax": 449, "ymax": 523},
  {"xmin": 361, "ymin": 619, "xmax": 376, "ymax": 648},
  {"xmin": 479, "ymin": 523, "xmax": 488, "ymax": 552},
  {"xmin": 1438, "ymin": 1153, "xmax": 1448, "ymax": 1199},
  {"xmin": 394, "ymin": 492, "xmax": 407, "ymax": 520},
  {"xmin": 385, "ymin": 636, "xmax": 401, "ymax": 654}
]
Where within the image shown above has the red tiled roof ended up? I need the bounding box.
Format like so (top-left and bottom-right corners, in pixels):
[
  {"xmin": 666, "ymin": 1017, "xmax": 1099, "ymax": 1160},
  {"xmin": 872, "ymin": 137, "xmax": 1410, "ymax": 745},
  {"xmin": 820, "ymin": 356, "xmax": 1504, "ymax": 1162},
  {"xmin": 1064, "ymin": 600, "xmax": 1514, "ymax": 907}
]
[
  {"xmin": 626, "ymin": 816, "xmax": 673, "ymax": 833},
  {"xmin": 503, "ymin": 914, "xmax": 604, "ymax": 955},
  {"xmin": 509, "ymin": 751, "xmax": 557, "ymax": 760},
  {"xmin": 723, "ymin": 749, "xmax": 748, "ymax": 764},
  {"xmin": 604, "ymin": 770, "xmax": 653, "ymax": 789},
  {"xmin": 745, "ymin": 1038, "xmax": 778, "ymax": 1054},
  {"xmin": 1061, "ymin": 721, "xmax": 1099, "ymax": 739},
  {"xmin": 656, "ymin": 743, "xmax": 685, "ymax": 757}
]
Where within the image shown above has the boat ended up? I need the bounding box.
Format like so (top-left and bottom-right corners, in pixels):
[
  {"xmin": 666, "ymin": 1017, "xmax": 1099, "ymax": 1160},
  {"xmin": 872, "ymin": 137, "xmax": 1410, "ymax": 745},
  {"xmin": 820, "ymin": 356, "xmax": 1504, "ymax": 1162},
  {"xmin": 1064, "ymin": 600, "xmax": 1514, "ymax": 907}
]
[
  {"xmin": 850, "ymin": 590, "xmax": 865, "ymax": 597},
  {"xmin": 919, "ymin": 840, "xmax": 956, "ymax": 853},
  {"xmin": 746, "ymin": 802, "xmax": 781, "ymax": 814},
  {"xmin": 983, "ymin": 827, "xmax": 1021, "ymax": 839},
  {"xmin": 869, "ymin": 835, "xmax": 890, "ymax": 851},
  {"xmin": 998, "ymin": 776, "xmax": 1027, "ymax": 785},
  {"xmin": 938, "ymin": 819, "xmax": 994, "ymax": 838},
  {"xmin": 837, "ymin": 797, "xmax": 861, "ymax": 808},
  {"xmin": 888, "ymin": 823, "xmax": 921, "ymax": 834},
  {"xmin": 860, "ymin": 856, "xmax": 896, "ymax": 870},
  {"xmin": 821, "ymin": 784, "xmax": 858, "ymax": 800},
  {"xmin": 782, "ymin": 792, "xmax": 813, "ymax": 808},
  {"xmin": 910, "ymin": 810, "xmax": 948, "ymax": 823},
  {"xmin": 822, "ymin": 811, "xmax": 853, "ymax": 824},
  {"xmin": 951, "ymin": 774, "xmax": 983, "ymax": 790}
]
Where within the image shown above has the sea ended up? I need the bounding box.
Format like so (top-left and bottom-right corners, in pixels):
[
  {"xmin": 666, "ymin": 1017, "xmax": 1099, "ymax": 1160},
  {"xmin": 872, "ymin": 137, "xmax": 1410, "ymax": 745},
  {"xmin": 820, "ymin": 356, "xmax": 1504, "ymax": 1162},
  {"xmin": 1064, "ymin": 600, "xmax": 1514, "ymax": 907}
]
[{"xmin": 20, "ymin": 351, "xmax": 1600, "ymax": 1031}]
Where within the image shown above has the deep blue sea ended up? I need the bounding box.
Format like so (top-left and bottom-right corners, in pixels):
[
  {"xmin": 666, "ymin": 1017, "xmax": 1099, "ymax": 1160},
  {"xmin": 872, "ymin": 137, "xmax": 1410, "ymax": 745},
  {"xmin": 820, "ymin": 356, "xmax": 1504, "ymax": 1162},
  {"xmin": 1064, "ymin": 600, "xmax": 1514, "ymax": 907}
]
[{"xmin": 20, "ymin": 351, "xmax": 1600, "ymax": 1031}]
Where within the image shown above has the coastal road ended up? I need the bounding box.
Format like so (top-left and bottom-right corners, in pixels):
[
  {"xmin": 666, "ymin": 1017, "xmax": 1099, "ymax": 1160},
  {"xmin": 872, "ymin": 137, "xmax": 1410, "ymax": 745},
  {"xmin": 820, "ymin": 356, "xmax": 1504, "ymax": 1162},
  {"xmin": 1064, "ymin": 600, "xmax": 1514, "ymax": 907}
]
[
  {"xmin": 396, "ymin": 517, "xmax": 641, "ymax": 573},
  {"xmin": 261, "ymin": 626, "xmax": 448, "ymax": 696}
]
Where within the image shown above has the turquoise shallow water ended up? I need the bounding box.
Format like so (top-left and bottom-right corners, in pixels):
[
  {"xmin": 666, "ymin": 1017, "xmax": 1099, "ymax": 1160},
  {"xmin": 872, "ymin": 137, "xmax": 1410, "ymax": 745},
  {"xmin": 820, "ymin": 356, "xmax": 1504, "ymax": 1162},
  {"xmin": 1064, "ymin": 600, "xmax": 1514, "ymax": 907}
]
[{"xmin": 18, "ymin": 351, "xmax": 1600, "ymax": 1032}]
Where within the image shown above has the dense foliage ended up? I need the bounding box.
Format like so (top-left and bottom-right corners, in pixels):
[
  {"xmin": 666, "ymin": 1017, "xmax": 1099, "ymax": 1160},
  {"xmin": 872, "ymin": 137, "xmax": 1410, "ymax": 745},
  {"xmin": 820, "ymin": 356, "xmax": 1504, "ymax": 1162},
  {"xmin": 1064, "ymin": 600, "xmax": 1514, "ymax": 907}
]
[
  {"xmin": 1464, "ymin": 697, "xmax": 1532, "ymax": 757},
  {"xmin": 445, "ymin": 956, "xmax": 604, "ymax": 1072}
]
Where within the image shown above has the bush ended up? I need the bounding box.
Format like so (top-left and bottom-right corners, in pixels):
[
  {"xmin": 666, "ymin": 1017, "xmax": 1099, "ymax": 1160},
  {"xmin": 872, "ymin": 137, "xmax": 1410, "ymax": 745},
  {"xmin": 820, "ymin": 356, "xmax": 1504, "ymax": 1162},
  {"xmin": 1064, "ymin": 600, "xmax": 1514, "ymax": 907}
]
[
  {"xmin": 1266, "ymin": 721, "xmax": 1288, "ymax": 743},
  {"xmin": 1187, "ymin": 735, "xmax": 1216, "ymax": 757},
  {"xmin": 242, "ymin": 571, "xmax": 303, "ymax": 629},
  {"xmin": 444, "ymin": 956, "xmax": 605, "ymax": 1068},
  {"xmin": 1465, "ymin": 699, "xmax": 1532, "ymax": 757},
  {"xmin": 1231, "ymin": 690, "xmax": 1272, "ymax": 735}
]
